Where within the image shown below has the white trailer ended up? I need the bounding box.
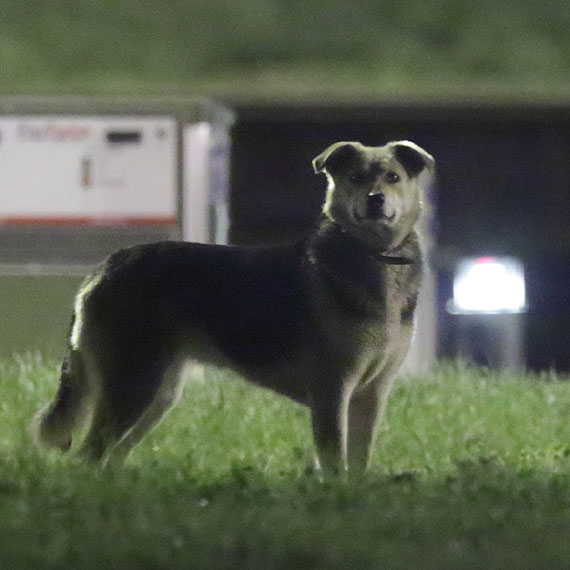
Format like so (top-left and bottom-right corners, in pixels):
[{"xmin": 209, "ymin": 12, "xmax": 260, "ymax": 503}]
[
  {"xmin": 0, "ymin": 97, "xmax": 233, "ymax": 355},
  {"xmin": 0, "ymin": 116, "xmax": 178, "ymax": 226}
]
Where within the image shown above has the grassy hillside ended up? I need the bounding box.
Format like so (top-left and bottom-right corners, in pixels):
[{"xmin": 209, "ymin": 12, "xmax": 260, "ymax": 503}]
[
  {"xmin": 2, "ymin": 0, "xmax": 570, "ymax": 98},
  {"xmin": 2, "ymin": 355, "xmax": 570, "ymax": 569}
]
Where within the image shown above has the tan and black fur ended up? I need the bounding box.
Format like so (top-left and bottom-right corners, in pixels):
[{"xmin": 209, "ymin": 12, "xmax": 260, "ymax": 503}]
[{"xmin": 36, "ymin": 140, "xmax": 434, "ymax": 472}]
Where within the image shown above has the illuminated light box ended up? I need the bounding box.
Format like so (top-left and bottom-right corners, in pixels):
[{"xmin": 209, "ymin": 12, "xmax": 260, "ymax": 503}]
[{"xmin": 449, "ymin": 256, "xmax": 526, "ymax": 315}]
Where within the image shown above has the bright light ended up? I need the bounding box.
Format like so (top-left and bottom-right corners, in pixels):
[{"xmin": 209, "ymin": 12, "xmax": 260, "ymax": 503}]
[{"xmin": 450, "ymin": 257, "xmax": 526, "ymax": 314}]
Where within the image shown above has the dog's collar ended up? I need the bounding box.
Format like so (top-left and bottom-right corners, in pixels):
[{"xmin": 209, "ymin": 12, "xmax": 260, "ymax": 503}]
[
  {"xmin": 375, "ymin": 254, "xmax": 415, "ymax": 265},
  {"xmin": 313, "ymin": 218, "xmax": 419, "ymax": 266},
  {"xmin": 337, "ymin": 224, "xmax": 417, "ymax": 265}
]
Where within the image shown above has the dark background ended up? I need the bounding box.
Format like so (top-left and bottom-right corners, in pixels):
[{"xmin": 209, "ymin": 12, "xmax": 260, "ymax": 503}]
[
  {"xmin": 228, "ymin": 102, "xmax": 570, "ymax": 371},
  {"xmin": 3, "ymin": 1, "xmax": 570, "ymax": 369}
]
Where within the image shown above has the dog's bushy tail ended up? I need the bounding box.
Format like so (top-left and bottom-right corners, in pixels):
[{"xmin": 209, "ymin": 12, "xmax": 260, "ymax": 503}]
[{"xmin": 36, "ymin": 346, "xmax": 89, "ymax": 452}]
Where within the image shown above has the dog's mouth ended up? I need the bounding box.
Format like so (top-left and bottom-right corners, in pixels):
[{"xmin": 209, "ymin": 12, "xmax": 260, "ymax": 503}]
[{"xmin": 354, "ymin": 193, "xmax": 396, "ymax": 224}]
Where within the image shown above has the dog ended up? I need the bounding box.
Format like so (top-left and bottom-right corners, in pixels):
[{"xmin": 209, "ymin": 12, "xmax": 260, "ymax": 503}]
[{"xmin": 36, "ymin": 140, "xmax": 434, "ymax": 472}]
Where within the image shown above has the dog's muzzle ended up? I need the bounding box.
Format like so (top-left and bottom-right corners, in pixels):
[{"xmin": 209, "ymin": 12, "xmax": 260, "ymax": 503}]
[{"xmin": 366, "ymin": 192, "xmax": 385, "ymax": 220}]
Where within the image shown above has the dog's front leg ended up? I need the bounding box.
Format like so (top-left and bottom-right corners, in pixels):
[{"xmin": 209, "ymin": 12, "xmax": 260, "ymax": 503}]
[
  {"xmin": 309, "ymin": 381, "xmax": 354, "ymax": 474},
  {"xmin": 347, "ymin": 376, "xmax": 396, "ymax": 471},
  {"xmin": 347, "ymin": 382, "xmax": 381, "ymax": 471}
]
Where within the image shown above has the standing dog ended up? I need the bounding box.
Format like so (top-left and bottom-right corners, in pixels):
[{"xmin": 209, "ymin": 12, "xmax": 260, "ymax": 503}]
[{"xmin": 37, "ymin": 140, "xmax": 434, "ymax": 472}]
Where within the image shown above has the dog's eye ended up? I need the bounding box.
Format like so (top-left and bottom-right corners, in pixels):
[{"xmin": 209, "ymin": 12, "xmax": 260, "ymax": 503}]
[
  {"xmin": 349, "ymin": 171, "xmax": 367, "ymax": 185},
  {"xmin": 385, "ymin": 171, "xmax": 400, "ymax": 184}
]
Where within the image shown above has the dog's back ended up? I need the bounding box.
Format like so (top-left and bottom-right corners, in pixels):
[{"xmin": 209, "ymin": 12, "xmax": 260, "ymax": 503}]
[{"xmin": 82, "ymin": 242, "xmax": 309, "ymax": 369}]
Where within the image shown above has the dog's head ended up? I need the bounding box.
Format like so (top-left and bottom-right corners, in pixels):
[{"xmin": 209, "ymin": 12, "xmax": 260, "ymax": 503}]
[{"xmin": 313, "ymin": 140, "xmax": 434, "ymax": 251}]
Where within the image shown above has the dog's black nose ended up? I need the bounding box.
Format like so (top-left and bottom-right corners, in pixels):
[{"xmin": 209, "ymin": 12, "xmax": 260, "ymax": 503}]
[{"xmin": 366, "ymin": 192, "xmax": 385, "ymax": 219}]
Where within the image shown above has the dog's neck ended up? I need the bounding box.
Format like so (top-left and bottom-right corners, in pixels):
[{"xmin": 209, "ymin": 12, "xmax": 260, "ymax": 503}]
[
  {"xmin": 304, "ymin": 218, "xmax": 422, "ymax": 315},
  {"xmin": 311, "ymin": 217, "xmax": 419, "ymax": 266}
]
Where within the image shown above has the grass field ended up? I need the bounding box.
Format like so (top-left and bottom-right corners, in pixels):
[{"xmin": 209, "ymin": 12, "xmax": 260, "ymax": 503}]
[{"xmin": 2, "ymin": 355, "xmax": 570, "ymax": 569}]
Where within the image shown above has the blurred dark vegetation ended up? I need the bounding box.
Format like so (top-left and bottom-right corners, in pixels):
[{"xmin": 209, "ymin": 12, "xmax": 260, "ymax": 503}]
[{"xmin": 2, "ymin": 0, "xmax": 570, "ymax": 97}]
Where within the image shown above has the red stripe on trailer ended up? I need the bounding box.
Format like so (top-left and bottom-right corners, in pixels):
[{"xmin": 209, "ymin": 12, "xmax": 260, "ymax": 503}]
[{"xmin": 0, "ymin": 216, "xmax": 178, "ymax": 226}]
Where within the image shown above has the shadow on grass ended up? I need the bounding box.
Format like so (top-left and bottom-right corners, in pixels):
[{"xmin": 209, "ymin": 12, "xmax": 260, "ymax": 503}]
[{"xmin": 2, "ymin": 449, "xmax": 570, "ymax": 570}]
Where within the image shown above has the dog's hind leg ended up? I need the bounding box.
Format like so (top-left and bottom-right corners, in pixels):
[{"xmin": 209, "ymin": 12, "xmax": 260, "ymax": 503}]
[
  {"xmin": 78, "ymin": 353, "xmax": 180, "ymax": 464},
  {"xmin": 37, "ymin": 349, "xmax": 92, "ymax": 452},
  {"xmin": 105, "ymin": 361, "xmax": 185, "ymax": 465}
]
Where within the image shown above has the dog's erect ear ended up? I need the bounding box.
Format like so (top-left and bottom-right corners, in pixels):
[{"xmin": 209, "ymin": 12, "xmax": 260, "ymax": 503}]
[
  {"xmin": 312, "ymin": 142, "xmax": 360, "ymax": 174},
  {"xmin": 391, "ymin": 141, "xmax": 435, "ymax": 177}
]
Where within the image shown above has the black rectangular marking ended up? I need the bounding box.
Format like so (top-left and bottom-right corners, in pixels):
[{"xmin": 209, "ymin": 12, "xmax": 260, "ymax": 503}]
[{"xmin": 106, "ymin": 131, "xmax": 142, "ymax": 144}]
